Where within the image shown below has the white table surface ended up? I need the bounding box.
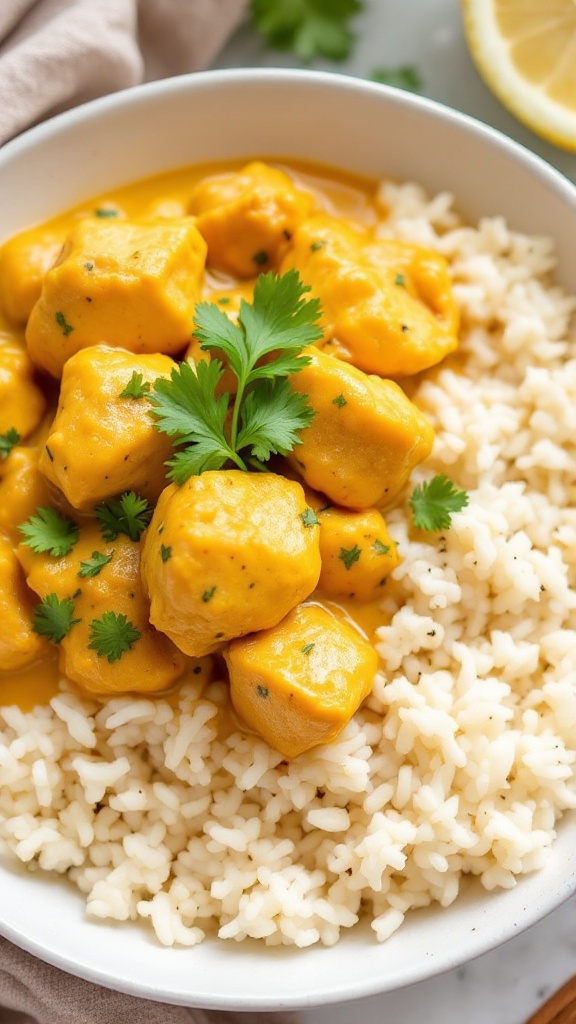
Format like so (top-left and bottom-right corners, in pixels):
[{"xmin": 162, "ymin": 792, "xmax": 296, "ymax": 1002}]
[{"xmin": 212, "ymin": 2, "xmax": 576, "ymax": 1021}]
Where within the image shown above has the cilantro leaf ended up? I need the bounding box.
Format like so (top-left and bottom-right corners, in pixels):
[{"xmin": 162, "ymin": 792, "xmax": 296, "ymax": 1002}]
[
  {"xmin": 20, "ymin": 507, "xmax": 79, "ymax": 557},
  {"xmin": 119, "ymin": 371, "xmax": 151, "ymax": 400},
  {"xmin": 78, "ymin": 551, "xmax": 113, "ymax": 578},
  {"xmin": 339, "ymin": 544, "xmax": 362, "ymax": 570},
  {"xmin": 0, "ymin": 427, "xmax": 20, "ymax": 458},
  {"xmin": 151, "ymin": 359, "xmax": 240, "ymax": 481},
  {"xmin": 236, "ymin": 378, "xmax": 315, "ymax": 464},
  {"xmin": 94, "ymin": 492, "xmax": 152, "ymax": 542},
  {"xmin": 87, "ymin": 611, "xmax": 141, "ymax": 663},
  {"xmin": 301, "ymin": 508, "xmax": 320, "ymax": 527},
  {"xmin": 409, "ymin": 475, "xmax": 469, "ymax": 532},
  {"xmin": 33, "ymin": 593, "xmax": 80, "ymax": 643},
  {"xmin": 250, "ymin": 0, "xmax": 362, "ymax": 61},
  {"xmin": 150, "ymin": 270, "xmax": 323, "ymax": 483},
  {"xmin": 372, "ymin": 66, "xmax": 422, "ymax": 92}
]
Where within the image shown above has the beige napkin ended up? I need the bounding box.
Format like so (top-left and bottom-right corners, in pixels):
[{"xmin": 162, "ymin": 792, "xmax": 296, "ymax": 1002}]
[
  {"xmin": 0, "ymin": 937, "xmax": 300, "ymax": 1024},
  {"xmin": 0, "ymin": 0, "xmax": 250, "ymax": 146},
  {"xmin": 0, "ymin": 4, "xmax": 301, "ymax": 1019}
]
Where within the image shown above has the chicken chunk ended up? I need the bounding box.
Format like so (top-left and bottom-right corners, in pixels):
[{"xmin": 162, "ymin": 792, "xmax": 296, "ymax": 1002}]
[
  {"xmin": 0, "ymin": 532, "xmax": 48, "ymax": 671},
  {"xmin": 0, "ymin": 446, "xmax": 52, "ymax": 540},
  {"xmin": 18, "ymin": 522, "xmax": 186, "ymax": 694},
  {"xmin": 188, "ymin": 161, "xmax": 314, "ymax": 278},
  {"xmin": 39, "ymin": 345, "xmax": 176, "ymax": 511},
  {"xmin": 225, "ymin": 603, "xmax": 378, "ymax": 758},
  {"xmin": 0, "ymin": 338, "xmax": 46, "ymax": 439},
  {"xmin": 287, "ymin": 347, "xmax": 434, "ymax": 509},
  {"xmin": 26, "ymin": 217, "xmax": 207, "ymax": 377},
  {"xmin": 305, "ymin": 490, "xmax": 401, "ymax": 601},
  {"xmin": 141, "ymin": 471, "xmax": 322, "ymax": 657},
  {"xmin": 280, "ymin": 213, "xmax": 459, "ymax": 377},
  {"xmin": 0, "ymin": 226, "xmax": 65, "ymax": 326}
]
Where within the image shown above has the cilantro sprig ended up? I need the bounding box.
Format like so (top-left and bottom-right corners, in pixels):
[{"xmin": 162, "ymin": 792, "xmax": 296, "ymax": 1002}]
[
  {"xmin": 409, "ymin": 475, "xmax": 469, "ymax": 532},
  {"xmin": 95, "ymin": 492, "xmax": 152, "ymax": 542},
  {"xmin": 250, "ymin": 0, "xmax": 362, "ymax": 61},
  {"xmin": 33, "ymin": 594, "xmax": 80, "ymax": 643},
  {"xmin": 150, "ymin": 270, "xmax": 322, "ymax": 484},
  {"xmin": 0, "ymin": 427, "xmax": 20, "ymax": 458},
  {"xmin": 20, "ymin": 507, "xmax": 79, "ymax": 557},
  {"xmin": 88, "ymin": 612, "xmax": 141, "ymax": 663}
]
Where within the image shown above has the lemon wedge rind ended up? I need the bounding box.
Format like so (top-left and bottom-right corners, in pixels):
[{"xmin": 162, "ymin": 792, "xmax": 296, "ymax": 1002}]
[{"xmin": 461, "ymin": 0, "xmax": 576, "ymax": 153}]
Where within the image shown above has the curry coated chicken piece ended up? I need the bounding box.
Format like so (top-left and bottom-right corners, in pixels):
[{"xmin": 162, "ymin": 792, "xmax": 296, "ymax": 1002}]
[
  {"xmin": 305, "ymin": 489, "xmax": 400, "ymax": 601},
  {"xmin": 141, "ymin": 471, "xmax": 322, "ymax": 658},
  {"xmin": 0, "ymin": 225, "xmax": 66, "ymax": 326},
  {"xmin": 0, "ymin": 339, "xmax": 46, "ymax": 439},
  {"xmin": 280, "ymin": 213, "xmax": 459, "ymax": 378},
  {"xmin": 39, "ymin": 345, "xmax": 176, "ymax": 511},
  {"xmin": 25, "ymin": 217, "xmax": 207, "ymax": 377},
  {"xmin": 18, "ymin": 522, "xmax": 186, "ymax": 694},
  {"xmin": 286, "ymin": 347, "xmax": 434, "ymax": 509},
  {"xmin": 0, "ymin": 532, "xmax": 48, "ymax": 671},
  {"xmin": 0, "ymin": 446, "xmax": 51, "ymax": 540},
  {"xmin": 225, "ymin": 603, "xmax": 378, "ymax": 759},
  {"xmin": 188, "ymin": 161, "xmax": 314, "ymax": 278}
]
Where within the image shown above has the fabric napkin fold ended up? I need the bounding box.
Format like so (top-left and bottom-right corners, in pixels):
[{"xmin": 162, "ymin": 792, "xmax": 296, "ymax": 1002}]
[
  {"xmin": 0, "ymin": 935, "xmax": 300, "ymax": 1023},
  {"xmin": 0, "ymin": 1, "xmax": 302, "ymax": 1021},
  {"xmin": 0, "ymin": 0, "xmax": 249, "ymax": 146}
]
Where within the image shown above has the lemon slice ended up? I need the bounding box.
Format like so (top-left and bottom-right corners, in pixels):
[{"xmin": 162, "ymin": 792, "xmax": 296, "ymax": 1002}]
[{"xmin": 461, "ymin": 0, "xmax": 576, "ymax": 152}]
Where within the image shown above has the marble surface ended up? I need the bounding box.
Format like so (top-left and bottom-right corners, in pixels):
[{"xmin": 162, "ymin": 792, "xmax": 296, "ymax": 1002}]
[{"xmin": 212, "ymin": 2, "xmax": 576, "ymax": 1022}]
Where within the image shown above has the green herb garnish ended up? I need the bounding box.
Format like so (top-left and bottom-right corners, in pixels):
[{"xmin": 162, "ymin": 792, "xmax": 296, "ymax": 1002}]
[
  {"xmin": 301, "ymin": 642, "xmax": 315, "ymax": 655},
  {"xmin": 300, "ymin": 508, "xmax": 320, "ymax": 527},
  {"xmin": 372, "ymin": 539, "xmax": 391, "ymax": 555},
  {"xmin": 119, "ymin": 371, "xmax": 151, "ymax": 400},
  {"xmin": 78, "ymin": 551, "xmax": 113, "ymax": 578},
  {"xmin": 0, "ymin": 427, "xmax": 20, "ymax": 458},
  {"xmin": 55, "ymin": 311, "xmax": 74, "ymax": 336},
  {"xmin": 88, "ymin": 611, "xmax": 141, "ymax": 663},
  {"xmin": 160, "ymin": 544, "xmax": 172, "ymax": 563},
  {"xmin": 339, "ymin": 544, "xmax": 361, "ymax": 570},
  {"xmin": 202, "ymin": 586, "xmax": 217, "ymax": 602},
  {"xmin": 20, "ymin": 507, "xmax": 79, "ymax": 557},
  {"xmin": 32, "ymin": 593, "xmax": 80, "ymax": 643},
  {"xmin": 150, "ymin": 270, "xmax": 322, "ymax": 483},
  {"xmin": 332, "ymin": 394, "xmax": 347, "ymax": 408},
  {"xmin": 250, "ymin": 0, "xmax": 362, "ymax": 61},
  {"xmin": 95, "ymin": 492, "xmax": 152, "ymax": 542},
  {"xmin": 371, "ymin": 66, "xmax": 422, "ymax": 92},
  {"xmin": 409, "ymin": 475, "xmax": 469, "ymax": 532}
]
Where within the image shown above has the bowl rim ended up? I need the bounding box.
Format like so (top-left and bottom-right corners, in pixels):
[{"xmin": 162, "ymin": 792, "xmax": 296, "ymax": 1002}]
[{"xmin": 0, "ymin": 66, "xmax": 575, "ymax": 1010}]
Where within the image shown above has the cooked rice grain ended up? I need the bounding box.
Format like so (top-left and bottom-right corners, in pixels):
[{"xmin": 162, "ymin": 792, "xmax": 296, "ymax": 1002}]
[{"xmin": 1, "ymin": 183, "xmax": 575, "ymax": 948}]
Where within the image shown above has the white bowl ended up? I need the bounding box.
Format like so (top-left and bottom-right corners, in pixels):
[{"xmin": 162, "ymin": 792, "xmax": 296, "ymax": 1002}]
[{"xmin": 0, "ymin": 68, "xmax": 575, "ymax": 1011}]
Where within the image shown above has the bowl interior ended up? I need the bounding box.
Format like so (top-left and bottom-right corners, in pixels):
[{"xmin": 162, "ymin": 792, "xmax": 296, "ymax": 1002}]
[{"xmin": 0, "ymin": 68, "xmax": 575, "ymax": 1010}]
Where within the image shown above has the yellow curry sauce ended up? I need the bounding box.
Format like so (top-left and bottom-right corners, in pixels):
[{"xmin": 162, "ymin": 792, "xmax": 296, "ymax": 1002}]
[{"xmin": 0, "ymin": 159, "xmax": 459, "ymax": 755}]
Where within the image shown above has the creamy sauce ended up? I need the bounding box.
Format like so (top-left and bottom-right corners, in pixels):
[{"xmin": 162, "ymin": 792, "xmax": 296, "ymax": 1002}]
[{"xmin": 0, "ymin": 159, "xmax": 390, "ymax": 712}]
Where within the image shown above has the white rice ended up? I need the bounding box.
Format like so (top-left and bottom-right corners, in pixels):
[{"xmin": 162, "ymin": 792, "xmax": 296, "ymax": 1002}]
[{"xmin": 1, "ymin": 181, "xmax": 575, "ymax": 948}]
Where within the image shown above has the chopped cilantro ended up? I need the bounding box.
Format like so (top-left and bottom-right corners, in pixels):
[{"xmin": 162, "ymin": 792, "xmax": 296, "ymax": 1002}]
[
  {"xmin": 78, "ymin": 551, "xmax": 113, "ymax": 578},
  {"xmin": 88, "ymin": 611, "xmax": 141, "ymax": 662},
  {"xmin": 339, "ymin": 544, "xmax": 361, "ymax": 570},
  {"xmin": 20, "ymin": 507, "xmax": 79, "ymax": 557},
  {"xmin": 95, "ymin": 492, "xmax": 152, "ymax": 542},
  {"xmin": 371, "ymin": 66, "xmax": 422, "ymax": 92},
  {"xmin": 0, "ymin": 427, "xmax": 20, "ymax": 458},
  {"xmin": 160, "ymin": 544, "xmax": 172, "ymax": 563},
  {"xmin": 332, "ymin": 394, "xmax": 347, "ymax": 408},
  {"xmin": 372, "ymin": 539, "xmax": 391, "ymax": 556},
  {"xmin": 202, "ymin": 586, "xmax": 217, "ymax": 602},
  {"xmin": 119, "ymin": 371, "xmax": 151, "ymax": 400},
  {"xmin": 55, "ymin": 311, "xmax": 74, "ymax": 336},
  {"xmin": 250, "ymin": 0, "xmax": 362, "ymax": 61},
  {"xmin": 301, "ymin": 642, "xmax": 315, "ymax": 655},
  {"xmin": 301, "ymin": 507, "xmax": 320, "ymax": 527},
  {"xmin": 32, "ymin": 593, "xmax": 80, "ymax": 643},
  {"xmin": 409, "ymin": 475, "xmax": 469, "ymax": 532}
]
